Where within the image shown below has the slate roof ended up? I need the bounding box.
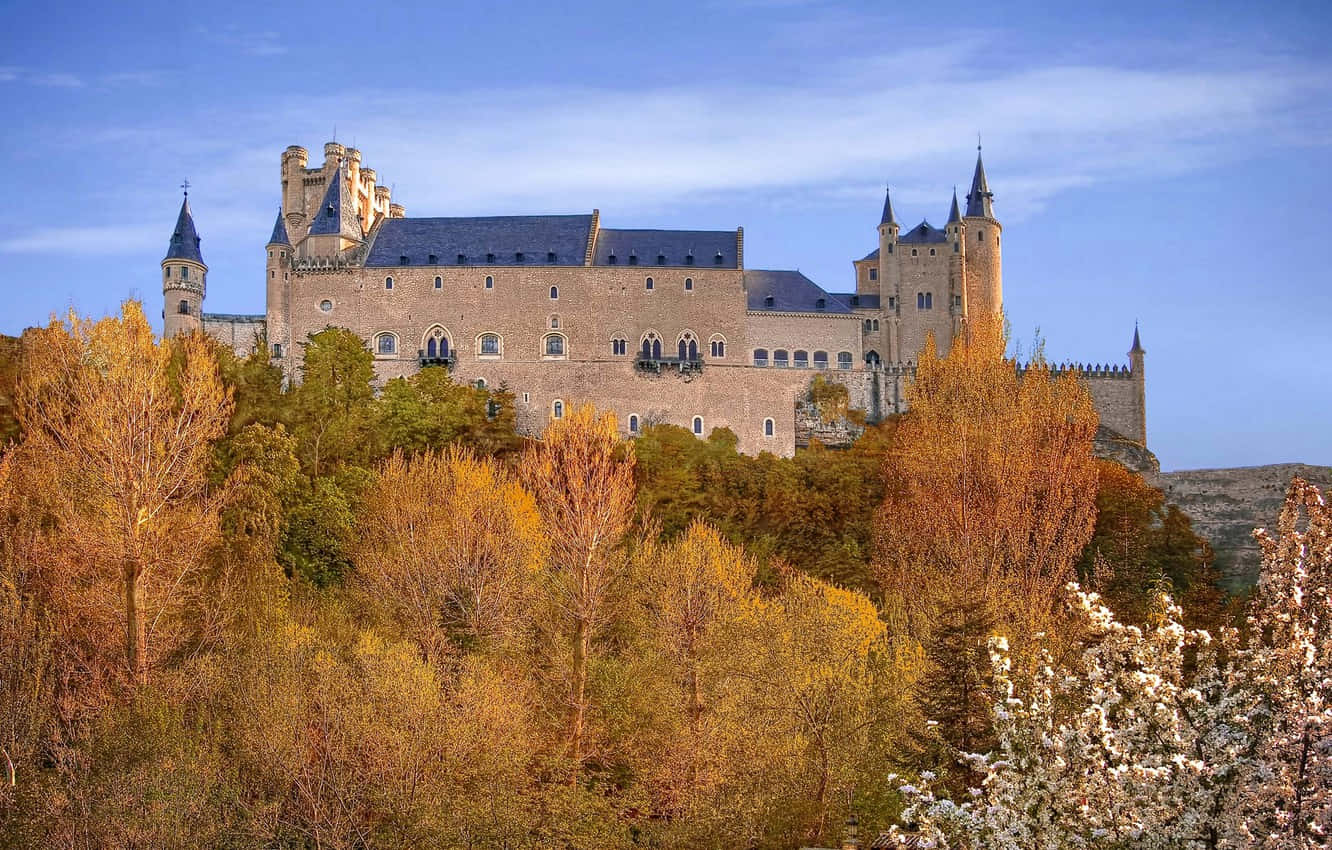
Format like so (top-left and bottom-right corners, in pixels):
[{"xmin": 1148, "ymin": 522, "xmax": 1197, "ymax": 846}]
[
  {"xmin": 307, "ymin": 167, "xmax": 364, "ymax": 239},
  {"xmin": 966, "ymin": 149, "xmax": 994, "ymax": 218},
  {"xmin": 859, "ymin": 247, "xmax": 880, "ymax": 262},
  {"xmin": 165, "ymin": 196, "xmax": 203, "ymax": 263},
  {"xmin": 745, "ymin": 270, "xmax": 852, "ymax": 314},
  {"xmin": 880, "ymin": 186, "xmax": 898, "ymax": 226},
  {"xmin": 899, "ymin": 220, "xmax": 949, "ymax": 244},
  {"xmin": 365, "ymin": 214, "xmax": 594, "ymax": 267},
  {"xmin": 1131, "ymin": 323, "xmax": 1144, "ymax": 354},
  {"xmin": 835, "ymin": 292, "xmax": 880, "ymax": 309},
  {"xmin": 948, "ymin": 188, "xmax": 962, "ymax": 223},
  {"xmin": 268, "ymin": 210, "xmax": 290, "ymax": 246},
  {"xmin": 593, "ymin": 228, "xmax": 738, "ymax": 268}
]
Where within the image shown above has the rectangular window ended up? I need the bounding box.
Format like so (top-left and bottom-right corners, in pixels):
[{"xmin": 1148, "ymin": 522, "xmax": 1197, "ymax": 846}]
[
  {"xmin": 181, "ymin": 266, "xmax": 188, "ymax": 279},
  {"xmin": 869, "ymin": 268, "xmax": 877, "ymax": 280}
]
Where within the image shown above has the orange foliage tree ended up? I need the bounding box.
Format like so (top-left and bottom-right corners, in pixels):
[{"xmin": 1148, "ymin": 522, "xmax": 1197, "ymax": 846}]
[
  {"xmin": 13, "ymin": 302, "xmax": 231, "ymax": 684},
  {"xmin": 521, "ymin": 405, "xmax": 637, "ymax": 781}
]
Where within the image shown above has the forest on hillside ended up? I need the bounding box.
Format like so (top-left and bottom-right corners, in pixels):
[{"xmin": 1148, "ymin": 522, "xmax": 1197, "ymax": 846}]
[{"xmin": 0, "ymin": 305, "xmax": 1327, "ymax": 849}]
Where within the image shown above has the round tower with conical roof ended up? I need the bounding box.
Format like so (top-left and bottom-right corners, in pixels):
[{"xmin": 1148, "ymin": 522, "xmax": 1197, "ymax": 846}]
[
  {"xmin": 961, "ymin": 146, "xmax": 1002, "ymax": 316},
  {"xmin": 162, "ymin": 190, "xmax": 206, "ymax": 338},
  {"xmin": 266, "ymin": 209, "xmax": 292, "ymax": 366}
]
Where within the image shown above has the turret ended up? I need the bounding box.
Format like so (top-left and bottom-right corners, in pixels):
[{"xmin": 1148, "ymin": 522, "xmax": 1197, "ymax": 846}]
[
  {"xmin": 266, "ymin": 209, "xmax": 292, "ymax": 365},
  {"xmin": 962, "ymin": 146, "xmax": 1002, "ymax": 316},
  {"xmin": 947, "ymin": 187, "xmax": 966, "ymax": 326},
  {"xmin": 281, "ymin": 145, "xmax": 309, "ymax": 236},
  {"xmin": 161, "ymin": 191, "xmax": 206, "ymax": 338},
  {"xmin": 302, "ymin": 162, "xmax": 364, "ymax": 258},
  {"xmin": 1129, "ymin": 324, "xmax": 1147, "ymax": 445},
  {"xmin": 876, "ymin": 185, "xmax": 901, "ymax": 303}
]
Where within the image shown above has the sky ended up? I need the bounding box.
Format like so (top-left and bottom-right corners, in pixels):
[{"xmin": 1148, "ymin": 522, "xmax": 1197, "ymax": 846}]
[{"xmin": 0, "ymin": 0, "xmax": 1328, "ymax": 471}]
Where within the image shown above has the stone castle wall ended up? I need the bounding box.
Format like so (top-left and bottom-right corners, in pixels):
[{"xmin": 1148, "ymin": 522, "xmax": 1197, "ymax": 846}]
[{"xmin": 202, "ymin": 314, "xmax": 265, "ymax": 356}]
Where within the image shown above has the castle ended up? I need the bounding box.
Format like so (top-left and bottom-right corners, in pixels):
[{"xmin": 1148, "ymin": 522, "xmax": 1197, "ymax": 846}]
[{"xmin": 161, "ymin": 141, "xmax": 1147, "ymax": 457}]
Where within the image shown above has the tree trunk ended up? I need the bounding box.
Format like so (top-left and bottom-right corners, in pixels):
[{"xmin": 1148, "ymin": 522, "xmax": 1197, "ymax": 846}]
[
  {"xmin": 123, "ymin": 560, "xmax": 147, "ymax": 684},
  {"xmin": 568, "ymin": 615, "xmax": 588, "ymax": 783}
]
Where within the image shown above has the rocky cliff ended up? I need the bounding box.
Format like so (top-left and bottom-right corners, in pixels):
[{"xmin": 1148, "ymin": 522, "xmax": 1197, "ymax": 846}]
[{"xmin": 1160, "ymin": 464, "xmax": 1332, "ymax": 591}]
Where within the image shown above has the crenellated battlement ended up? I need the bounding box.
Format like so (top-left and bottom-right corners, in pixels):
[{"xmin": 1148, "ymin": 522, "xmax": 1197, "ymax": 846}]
[{"xmin": 1018, "ymin": 362, "xmax": 1137, "ymax": 380}]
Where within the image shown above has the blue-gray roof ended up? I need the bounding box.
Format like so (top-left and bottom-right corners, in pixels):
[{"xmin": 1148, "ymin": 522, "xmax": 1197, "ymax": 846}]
[
  {"xmin": 593, "ymin": 228, "xmax": 738, "ymax": 268},
  {"xmin": 365, "ymin": 214, "xmax": 594, "ymax": 267},
  {"xmin": 880, "ymin": 187, "xmax": 898, "ymax": 226},
  {"xmin": 948, "ymin": 189, "xmax": 962, "ymax": 223},
  {"xmin": 899, "ymin": 220, "xmax": 949, "ymax": 244},
  {"xmin": 966, "ymin": 150, "xmax": 994, "ymax": 218},
  {"xmin": 268, "ymin": 210, "xmax": 290, "ymax": 245},
  {"xmin": 308, "ymin": 168, "xmax": 363, "ymax": 239},
  {"xmin": 836, "ymin": 292, "xmax": 880, "ymax": 309},
  {"xmin": 746, "ymin": 270, "xmax": 852, "ymax": 314},
  {"xmin": 859, "ymin": 247, "xmax": 880, "ymax": 262},
  {"xmin": 165, "ymin": 196, "xmax": 203, "ymax": 263}
]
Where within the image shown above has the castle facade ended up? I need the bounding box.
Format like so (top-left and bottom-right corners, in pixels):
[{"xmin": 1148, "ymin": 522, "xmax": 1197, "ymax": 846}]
[{"xmin": 161, "ymin": 141, "xmax": 1146, "ymax": 457}]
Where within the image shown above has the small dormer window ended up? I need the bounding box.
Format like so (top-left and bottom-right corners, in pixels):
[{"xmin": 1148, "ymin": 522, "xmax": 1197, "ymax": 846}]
[
  {"xmin": 685, "ymin": 253, "xmax": 694, "ymax": 266},
  {"xmin": 515, "ymin": 252, "xmax": 524, "ymax": 263},
  {"xmin": 608, "ymin": 252, "xmax": 617, "ymax": 265},
  {"xmin": 764, "ymin": 295, "xmax": 774, "ymax": 308},
  {"xmin": 547, "ymin": 251, "xmax": 557, "ymax": 263},
  {"xmin": 816, "ymin": 297, "xmax": 826, "ymax": 310},
  {"xmin": 657, "ymin": 253, "xmax": 666, "ymax": 265},
  {"xmin": 428, "ymin": 254, "xmax": 438, "ymax": 265},
  {"xmin": 486, "ymin": 253, "xmax": 496, "ymax": 264},
  {"xmin": 629, "ymin": 253, "xmax": 638, "ymax": 265},
  {"xmin": 851, "ymin": 295, "xmax": 860, "ymax": 306},
  {"xmin": 457, "ymin": 254, "xmax": 466, "ymax": 264},
  {"xmin": 714, "ymin": 252, "xmax": 723, "ymax": 265},
  {"xmin": 399, "ymin": 255, "xmax": 409, "ymax": 265}
]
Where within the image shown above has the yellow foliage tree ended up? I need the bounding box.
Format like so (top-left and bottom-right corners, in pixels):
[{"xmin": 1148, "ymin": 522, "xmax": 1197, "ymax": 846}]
[
  {"xmin": 13, "ymin": 302, "xmax": 231, "ymax": 685},
  {"xmin": 352, "ymin": 446, "xmax": 547, "ymax": 660},
  {"xmin": 521, "ymin": 404, "xmax": 637, "ymax": 781}
]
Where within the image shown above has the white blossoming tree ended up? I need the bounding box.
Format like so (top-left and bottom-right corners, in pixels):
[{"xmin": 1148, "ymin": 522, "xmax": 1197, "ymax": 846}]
[{"xmin": 890, "ymin": 479, "xmax": 1332, "ymax": 849}]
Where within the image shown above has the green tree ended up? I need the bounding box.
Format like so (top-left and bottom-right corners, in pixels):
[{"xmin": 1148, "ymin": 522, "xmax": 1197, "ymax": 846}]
[{"xmin": 288, "ymin": 327, "xmax": 379, "ymax": 477}]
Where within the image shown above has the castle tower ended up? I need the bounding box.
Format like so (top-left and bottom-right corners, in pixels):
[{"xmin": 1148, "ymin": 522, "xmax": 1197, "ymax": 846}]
[
  {"xmin": 962, "ymin": 147, "xmax": 1002, "ymax": 316},
  {"xmin": 266, "ymin": 209, "xmax": 292, "ymax": 365},
  {"xmin": 946, "ymin": 187, "xmax": 966, "ymax": 336},
  {"xmin": 281, "ymin": 145, "xmax": 309, "ymax": 237},
  {"xmin": 161, "ymin": 191, "xmax": 206, "ymax": 338},
  {"xmin": 876, "ymin": 187, "xmax": 901, "ymax": 360},
  {"xmin": 301, "ymin": 161, "xmax": 364, "ymax": 258},
  {"xmin": 1129, "ymin": 324, "xmax": 1147, "ymax": 445}
]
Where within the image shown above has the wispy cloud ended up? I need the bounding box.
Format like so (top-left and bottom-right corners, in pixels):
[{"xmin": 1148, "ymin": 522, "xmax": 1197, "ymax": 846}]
[
  {"xmin": 0, "ymin": 225, "xmax": 160, "ymax": 255},
  {"xmin": 202, "ymin": 25, "xmax": 287, "ymax": 56}
]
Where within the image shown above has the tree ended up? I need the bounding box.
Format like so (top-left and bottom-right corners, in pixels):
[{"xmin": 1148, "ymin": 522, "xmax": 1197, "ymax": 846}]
[
  {"xmin": 352, "ymin": 447, "xmax": 546, "ymax": 659},
  {"xmin": 14, "ymin": 302, "xmax": 230, "ymax": 684},
  {"xmin": 287, "ymin": 327, "xmax": 378, "ymax": 477},
  {"xmin": 521, "ymin": 405, "xmax": 637, "ymax": 781},
  {"xmin": 377, "ymin": 367, "xmax": 522, "ymax": 459}
]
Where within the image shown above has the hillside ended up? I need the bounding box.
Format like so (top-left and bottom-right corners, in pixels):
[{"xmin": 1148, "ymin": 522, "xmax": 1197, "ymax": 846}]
[{"xmin": 1160, "ymin": 463, "xmax": 1332, "ymax": 590}]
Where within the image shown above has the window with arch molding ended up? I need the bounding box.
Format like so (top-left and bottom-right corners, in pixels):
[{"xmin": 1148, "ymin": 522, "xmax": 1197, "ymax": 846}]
[
  {"xmin": 434, "ymin": 276, "xmax": 442, "ymax": 289},
  {"xmin": 550, "ymin": 285, "xmax": 558, "ymax": 300},
  {"xmin": 645, "ymin": 276, "xmax": 654, "ymax": 291},
  {"xmin": 753, "ymin": 348, "xmax": 769, "ymax": 367},
  {"xmin": 764, "ymin": 418, "xmax": 775, "ymax": 438},
  {"xmin": 684, "ymin": 277, "xmax": 693, "ymax": 291},
  {"xmin": 549, "ymin": 315, "xmax": 560, "ymax": 329},
  {"xmin": 479, "ymin": 333, "xmax": 501, "ymax": 357},
  {"xmin": 485, "ymin": 275, "xmax": 494, "ymax": 289},
  {"xmin": 425, "ymin": 327, "xmax": 450, "ymax": 360},
  {"xmin": 692, "ymin": 416, "xmax": 703, "ymax": 436},
  {"xmin": 628, "ymin": 414, "xmax": 639, "ymax": 433},
  {"xmin": 384, "ymin": 276, "xmax": 394, "ymax": 290},
  {"xmin": 543, "ymin": 333, "xmax": 566, "ymax": 358},
  {"xmin": 641, "ymin": 332, "xmax": 662, "ymax": 360},
  {"xmin": 553, "ymin": 400, "xmax": 564, "ymax": 419},
  {"xmin": 794, "ymin": 350, "xmax": 809, "ymax": 368},
  {"xmin": 375, "ymin": 333, "xmax": 397, "ymax": 356},
  {"xmin": 813, "ymin": 350, "xmax": 828, "ymax": 369},
  {"xmin": 837, "ymin": 351, "xmax": 853, "ymax": 370},
  {"xmin": 773, "ymin": 349, "xmax": 790, "ymax": 368},
  {"xmin": 709, "ymin": 336, "xmax": 726, "ymax": 358},
  {"xmin": 677, "ymin": 332, "xmax": 698, "ymax": 361},
  {"xmin": 611, "ymin": 336, "xmax": 627, "ymax": 356}
]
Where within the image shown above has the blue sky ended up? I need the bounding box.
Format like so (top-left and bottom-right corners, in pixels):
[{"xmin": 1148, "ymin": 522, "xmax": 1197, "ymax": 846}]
[{"xmin": 0, "ymin": 0, "xmax": 1328, "ymax": 470}]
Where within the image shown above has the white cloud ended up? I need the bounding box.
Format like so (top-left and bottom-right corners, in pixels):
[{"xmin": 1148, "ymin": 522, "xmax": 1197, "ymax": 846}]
[{"xmin": 0, "ymin": 225, "xmax": 159, "ymax": 255}]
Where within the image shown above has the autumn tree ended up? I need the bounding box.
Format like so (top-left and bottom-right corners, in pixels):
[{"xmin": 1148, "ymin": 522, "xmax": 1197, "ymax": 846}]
[
  {"xmin": 287, "ymin": 327, "xmax": 379, "ymax": 477},
  {"xmin": 377, "ymin": 366, "xmax": 523, "ymax": 459},
  {"xmin": 352, "ymin": 447, "xmax": 546, "ymax": 660},
  {"xmin": 14, "ymin": 302, "xmax": 230, "ymax": 684},
  {"xmin": 522, "ymin": 405, "xmax": 637, "ymax": 781}
]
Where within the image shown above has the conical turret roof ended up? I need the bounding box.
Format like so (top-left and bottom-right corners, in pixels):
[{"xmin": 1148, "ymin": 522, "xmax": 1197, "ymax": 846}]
[
  {"xmin": 268, "ymin": 209, "xmax": 290, "ymax": 246},
  {"xmin": 165, "ymin": 195, "xmax": 203, "ymax": 263},
  {"xmin": 965, "ymin": 148, "xmax": 994, "ymax": 218},
  {"xmin": 307, "ymin": 164, "xmax": 363, "ymax": 240},
  {"xmin": 948, "ymin": 187, "xmax": 962, "ymax": 224},
  {"xmin": 1130, "ymin": 323, "xmax": 1144, "ymax": 354},
  {"xmin": 880, "ymin": 186, "xmax": 898, "ymax": 227}
]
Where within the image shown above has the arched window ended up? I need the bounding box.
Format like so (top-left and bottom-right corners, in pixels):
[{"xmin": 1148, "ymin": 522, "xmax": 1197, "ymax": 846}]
[
  {"xmin": 544, "ymin": 334, "xmax": 566, "ymax": 357},
  {"xmin": 645, "ymin": 276, "xmax": 654, "ymax": 291},
  {"xmin": 794, "ymin": 350, "xmax": 809, "ymax": 368},
  {"xmin": 384, "ymin": 276, "xmax": 394, "ymax": 290},
  {"xmin": 550, "ymin": 285, "xmax": 559, "ymax": 300},
  {"xmin": 553, "ymin": 400, "xmax": 564, "ymax": 419},
  {"xmin": 764, "ymin": 418, "xmax": 775, "ymax": 438},
  {"xmin": 474, "ymin": 378, "xmax": 487, "ymax": 389},
  {"xmin": 628, "ymin": 414, "xmax": 639, "ymax": 433},
  {"xmin": 549, "ymin": 315, "xmax": 560, "ymax": 329},
  {"xmin": 813, "ymin": 350, "xmax": 828, "ymax": 369},
  {"xmin": 864, "ymin": 319, "xmax": 872, "ymax": 332},
  {"xmin": 611, "ymin": 336, "xmax": 627, "ymax": 356},
  {"xmin": 872, "ymin": 319, "xmax": 879, "ymax": 331},
  {"xmin": 484, "ymin": 275, "xmax": 494, "ymax": 289},
  {"xmin": 177, "ymin": 300, "xmax": 189, "ymax": 315},
  {"xmin": 424, "ymin": 327, "xmax": 450, "ymax": 360},
  {"xmin": 434, "ymin": 276, "xmax": 442, "ymax": 289},
  {"xmin": 709, "ymin": 336, "xmax": 726, "ymax": 358},
  {"xmin": 375, "ymin": 333, "xmax": 397, "ymax": 355},
  {"xmin": 684, "ymin": 277, "xmax": 694, "ymax": 291},
  {"xmin": 865, "ymin": 350, "xmax": 881, "ymax": 368},
  {"xmin": 479, "ymin": 333, "xmax": 501, "ymax": 356},
  {"xmin": 773, "ymin": 349, "xmax": 789, "ymax": 368},
  {"xmin": 677, "ymin": 333, "xmax": 698, "ymax": 361},
  {"xmin": 640, "ymin": 332, "xmax": 662, "ymax": 360},
  {"xmin": 692, "ymin": 416, "xmax": 703, "ymax": 436},
  {"xmin": 837, "ymin": 351, "xmax": 852, "ymax": 370},
  {"xmin": 753, "ymin": 348, "xmax": 769, "ymax": 367},
  {"xmin": 917, "ymin": 292, "xmax": 933, "ymax": 310}
]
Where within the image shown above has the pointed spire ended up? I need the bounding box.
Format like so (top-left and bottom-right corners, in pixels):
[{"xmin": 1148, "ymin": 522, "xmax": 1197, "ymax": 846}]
[
  {"xmin": 165, "ymin": 193, "xmax": 203, "ymax": 263},
  {"xmin": 268, "ymin": 208, "xmax": 290, "ymax": 246},
  {"xmin": 880, "ymin": 185, "xmax": 898, "ymax": 227},
  {"xmin": 948, "ymin": 186, "xmax": 962, "ymax": 224},
  {"xmin": 965, "ymin": 145, "xmax": 994, "ymax": 218},
  {"xmin": 1130, "ymin": 322, "xmax": 1145, "ymax": 354},
  {"xmin": 307, "ymin": 163, "xmax": 364, "ymax": 240}
]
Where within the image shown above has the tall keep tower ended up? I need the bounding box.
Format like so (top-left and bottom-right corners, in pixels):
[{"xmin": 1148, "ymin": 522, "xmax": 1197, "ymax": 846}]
[
  {"xmin": 162, "ymin": 191, "xmax": 206, "ymax": 338},
  {"xmin": 962, "ymin": 146, "xmax": 1002, "ymax": 316},
  {"xmin": 266, "ymin": 210, "xmax": 292, "ymax": 363}
]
